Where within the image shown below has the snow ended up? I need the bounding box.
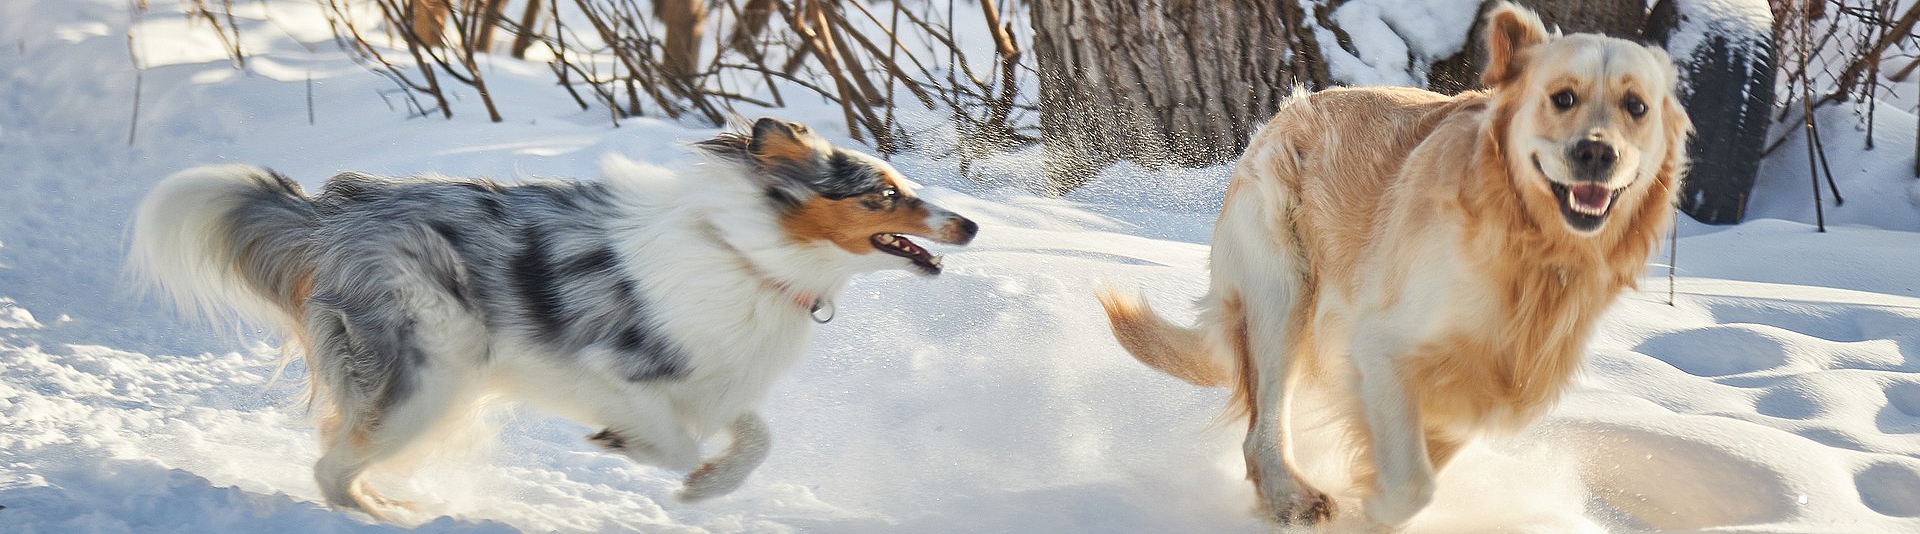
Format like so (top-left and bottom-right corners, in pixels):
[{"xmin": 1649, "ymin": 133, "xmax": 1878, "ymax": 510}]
[
  {"xmin": 1749, "ymin": 103, "xmax": 1920, "ymax": 233},
  {"xmin": 0, "ymin": 298, "xmax": 43, "ymax": 330},
  {"xmin": 1320, "ymin": 0, "xmax": 1483, "ymax": 87},
  {"xmin": 1663, "ymin": 0, "xmax": 1776, "ymax": 96},
  {"xmin": 4, "ymin": 1, "xmax": 1920, "ymax": 533}
]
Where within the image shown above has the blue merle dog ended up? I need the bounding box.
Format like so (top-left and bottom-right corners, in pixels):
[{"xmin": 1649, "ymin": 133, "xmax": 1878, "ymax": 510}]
[{"xmin": 131, "ymin": 118, "xmax": 977, "ymax": 519}]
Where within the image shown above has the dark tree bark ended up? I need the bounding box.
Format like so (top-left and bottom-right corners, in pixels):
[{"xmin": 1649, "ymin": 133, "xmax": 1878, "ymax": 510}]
[
  {"xmin": 1646, "ymin": 0, "xmax": 1776, "ymax": 224},
  {"xmin": 1030, "ymin": 0, "xmax": 1329, "ymax": 194},
  {"xmin": 509, "ymin": 0, "xmax": 543, "ymax": 58},
  {"xmin": 471, "ymin": 0, "xmax": 511, "ymax": 51}
]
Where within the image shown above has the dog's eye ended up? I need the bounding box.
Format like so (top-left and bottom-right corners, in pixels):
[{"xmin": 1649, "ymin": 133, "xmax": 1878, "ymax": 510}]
[
  {"xmin": 862, "ymin": 187, "xmax": 899, "ymax": 210},
  {"xmin": 1622, "ymin": 96, "xmax": 1647, "ymax": 118},
  {"xmin": 1550, "ymin": 90, "xmax": 1577, "ymax": 111}
]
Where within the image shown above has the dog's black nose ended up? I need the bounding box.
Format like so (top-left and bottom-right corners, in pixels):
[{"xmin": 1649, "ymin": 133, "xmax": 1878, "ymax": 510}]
[
  {"xmin": 1570, "ymin": 139, "xmax": 1616, "ymax": 179},
  {"xmin": 954, "ymin": 217, "xmax": 979, "ymax": 245}
]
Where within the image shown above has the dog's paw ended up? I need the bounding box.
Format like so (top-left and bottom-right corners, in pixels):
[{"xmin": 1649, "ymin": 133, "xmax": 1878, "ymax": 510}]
[
  {"xmin": 1362, "ymin": 480, "xmax": 1435, "ymax": 527},
  {"xmin": 351, "ymin": 485, "xmax": 420, "ymax": 523},
  {"xmin": 1259, "ymin": 488, "xmax": 1336, "ymax": 525},
  {"xmin": 591, "ymin": 428, "xmax": 701, "ymax": 472},
  {"xmin": 677, "ymin": 462, "xmax": 745, "ymax": 503},
  {"xmin": 364, "ymin": 495, "xmax": 422, "ymax": 522},
  {"xmin": 587, "ymin": 428, "xmax": 627, "ymax": 451},
  {"xmin": 365, "ymin": 492, "xmax": 417, "ymax": 512}
]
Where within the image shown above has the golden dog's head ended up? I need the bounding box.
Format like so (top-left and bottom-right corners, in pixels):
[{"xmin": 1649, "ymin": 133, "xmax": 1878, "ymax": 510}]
[{"xmin": 1482, "ymin": 3, "xmax": 1692, "ymax": 235}]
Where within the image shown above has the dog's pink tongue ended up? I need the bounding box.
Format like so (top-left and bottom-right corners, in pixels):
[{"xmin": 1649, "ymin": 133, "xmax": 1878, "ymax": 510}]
[{"xmin": 1570, "ymin": 184, "xmax": 1611, "ymax": 210}]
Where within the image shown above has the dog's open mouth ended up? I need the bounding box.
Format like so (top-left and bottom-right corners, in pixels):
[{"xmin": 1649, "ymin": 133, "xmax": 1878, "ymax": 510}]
[
  {"xmin": 1548, "ymin": 182, "xmax": 1619, "ymax": 232},
  {"xmin": 872, "ymin": 233, "xmax": 943, "ymax": 274},
  {"xmin": 1534, "ymin": 153, "xmax": 1620, "ymax": 233}
]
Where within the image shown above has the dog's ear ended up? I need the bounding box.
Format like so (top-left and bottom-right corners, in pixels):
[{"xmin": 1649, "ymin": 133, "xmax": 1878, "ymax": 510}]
[
  {"xmin": 1481, "ymin": 2, "xmax": 1549, "ymax": 88},
  {"xmin": 740, "ymin": 118, "xmax": 831, "ymax": 208},
  {"xmin": 748, "ymin": 118, "xmax": 824, "ymax": 165}
]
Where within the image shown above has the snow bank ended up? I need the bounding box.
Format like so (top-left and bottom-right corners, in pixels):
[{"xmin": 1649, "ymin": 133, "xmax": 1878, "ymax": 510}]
[
  {"xmin": 3, "ymin": 1, "xmax": 1918, "ymax": 533},
  {"xmin": 1748, "ymin": 104, "xmax": 1920, "ymax": 232}
]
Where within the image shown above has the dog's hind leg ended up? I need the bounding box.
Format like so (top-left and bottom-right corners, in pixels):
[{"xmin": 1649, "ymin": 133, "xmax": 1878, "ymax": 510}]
[
  {"xmin": 307, "ymin": 292, "xmax": 489, "ymax": 520},
  {"xmin": 1213, "ymin": 172, "xmax": 1334, "ymax": 524},
  {"xmin": 313, "ymin": 359, "xmax": 486, "ymax": 520},
  {"xmin": 679, "ymin": 411, "xmax": 772, "ymax": 502},
  {"xmin": 313, "ymin": 414, "xmax": 381, "ymax": 516},
  {"xmin": 1239, "ymin": 302, "xmax": 1335, "ymax": 525}
]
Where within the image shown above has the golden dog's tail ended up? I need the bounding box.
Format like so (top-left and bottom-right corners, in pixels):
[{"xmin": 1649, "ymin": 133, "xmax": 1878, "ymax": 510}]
[{"xmin": 1096, "ymin": 285, "xmax": 1232, "ymax": 387}]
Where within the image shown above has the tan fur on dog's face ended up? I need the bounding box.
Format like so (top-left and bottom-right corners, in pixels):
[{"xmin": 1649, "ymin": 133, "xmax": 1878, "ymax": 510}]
[
  {"xmin": 782, "ymin": 171, "xmax": 945, "ymax": 252},
  {"xmin": 740, "ymin": 119, "xmax": 976, "ymax": 275},
  {"xmin": 1484, "ymin": 7, "xmax": 1692, "ymax": 235}
]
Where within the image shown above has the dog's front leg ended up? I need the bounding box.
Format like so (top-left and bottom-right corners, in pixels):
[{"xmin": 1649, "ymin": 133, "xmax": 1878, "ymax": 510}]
[
  {"xmin": 1351, "ymin": 330, "xmax": 1435, "ymax": 527},
  {"xmin": 679, "ymin": 411, "xmax": 772, "ymax": 502},
  {"xmin": 585, "ymin": 393, "xmax": 704, "ymax": 473}
]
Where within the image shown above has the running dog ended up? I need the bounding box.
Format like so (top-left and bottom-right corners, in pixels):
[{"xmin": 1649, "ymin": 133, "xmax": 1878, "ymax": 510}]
[
  {"xmin": 132, "ymin": 118, "xmax": 977, "ymax": 519},
  {"xmin": 1098, "ymin": 3, "xmax": 1690, "ymax": 527}
]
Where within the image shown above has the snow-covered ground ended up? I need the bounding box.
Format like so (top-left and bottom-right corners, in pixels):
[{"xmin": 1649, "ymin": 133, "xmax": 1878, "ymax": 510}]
[{"xmin": 4, "ymin": 1, "xmax": 1919, "ymax": 533}]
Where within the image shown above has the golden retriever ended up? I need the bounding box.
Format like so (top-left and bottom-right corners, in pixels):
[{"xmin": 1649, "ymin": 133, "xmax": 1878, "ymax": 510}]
[{"xmin": 1097, "ymin": 3, "xmax": 1691, "ymax": 527}]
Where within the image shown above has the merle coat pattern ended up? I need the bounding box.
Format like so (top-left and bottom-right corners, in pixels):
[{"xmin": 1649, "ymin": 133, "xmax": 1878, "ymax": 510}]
[{"xmin": 131, "ymin": 118, "xmax": 977, "ymax": 520}]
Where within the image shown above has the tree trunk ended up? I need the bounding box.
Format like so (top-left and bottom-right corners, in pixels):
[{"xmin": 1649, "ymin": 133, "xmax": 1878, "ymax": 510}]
[
  {"xmin": 1030, "ymin": 0, "xmax": 1329, "ymax": 194},
  {"xmin": 1646, "ymin": 0, "xmax": 1776, "ymax": 224},
  {"xmin": 509, "ymin": 0, "xmax": 543, "ymax": 59},
  {"xmin": 471, "ymin": 0, "xmax": 510, "ymax": 52},
  {"xmin": 654, "ymin": 0, "xmax": 708, "ymax": 81},
  {"xmin": 409, "ymin": 0, "xmax": 451, "ymax": 48}
]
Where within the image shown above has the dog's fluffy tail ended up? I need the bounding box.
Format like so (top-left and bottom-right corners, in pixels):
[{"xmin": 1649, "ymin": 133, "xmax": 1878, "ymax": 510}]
[
  {"xmin": 131, "ymin": 164, "xmax": 318, "ymax": 330},
  {"xmin": 1096, "ymin": 285, "xmax": 1233, "ymax": 387}
]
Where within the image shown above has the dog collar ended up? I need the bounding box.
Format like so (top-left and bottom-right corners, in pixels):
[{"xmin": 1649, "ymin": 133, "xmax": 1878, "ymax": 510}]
[
  {"xmin": 699, "ymin": 222, "xmax": 833, "ymax": 323},
  {"xmin": 770, "ymin": 281, "xmax": 833, "ymax": 323},
  {"xmin": 807, "ymin": 296, "xmax": 834, "ymax": 323}
]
